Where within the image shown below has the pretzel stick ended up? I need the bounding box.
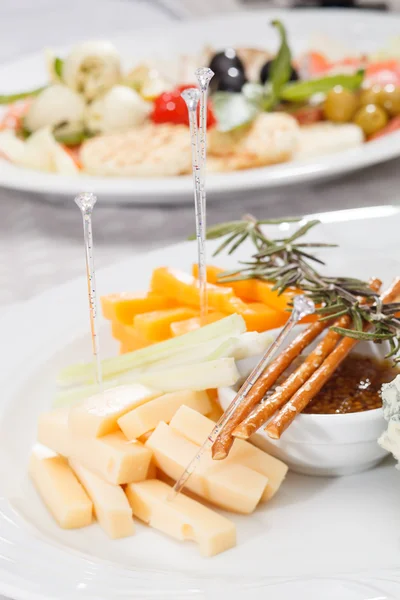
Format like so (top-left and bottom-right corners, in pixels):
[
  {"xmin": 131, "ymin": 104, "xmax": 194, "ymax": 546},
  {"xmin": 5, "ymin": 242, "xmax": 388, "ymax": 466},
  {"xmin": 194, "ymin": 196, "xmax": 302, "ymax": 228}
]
[
  {"xmin": 211, "ymin": 318, "xmax": 330, "ymax": 459},
  {"xmin": 233, "ymin": 278, "xmax": 382, "ymax": 440},
  {"xmin": 265, "ymin": 278, "xmax": 400, "ymax": 439}
]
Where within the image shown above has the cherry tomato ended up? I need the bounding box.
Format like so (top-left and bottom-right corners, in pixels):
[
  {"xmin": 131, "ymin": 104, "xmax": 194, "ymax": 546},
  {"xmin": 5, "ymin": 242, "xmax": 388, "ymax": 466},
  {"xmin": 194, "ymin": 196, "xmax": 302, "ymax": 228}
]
[{"xmin": 150, "ymin": 84, "xmax": 216, "ymax": 128}]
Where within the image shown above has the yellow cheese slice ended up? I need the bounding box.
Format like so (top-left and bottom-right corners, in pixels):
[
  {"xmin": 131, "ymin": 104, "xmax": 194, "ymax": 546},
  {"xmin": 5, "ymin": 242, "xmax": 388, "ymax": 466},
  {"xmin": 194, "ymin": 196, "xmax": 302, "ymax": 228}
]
[
  {"xmin": 169, "ymin": 406, "xmax": 288, "ymax": 501},
  {"xmin": 69, "ymin": 384, "xmax": 160, "ymax": 437},
  {"xmin": 69, "ymin": 459, "xmax": 135, "ymax": 539},
  {"xmin": 146, "ymin": 461, "xmax": 157, "ymax": 479},
  {"xmin": 29, "ymin": 444, "xmax": 92, "ymax": 529},
  {"xmin": 38, "ymin": 408, "xmax": 152, "ymax": 484},
  {"xmin": 118, "ymin": 390, "xmax": 212, "ymax": 440},
  {"xmin": 146, "ymin": 422, "xmax": 267, "ymax": 514},
  {"xmin": 125, "ymin": 479, "xmax": 236, "ymax": 557}
]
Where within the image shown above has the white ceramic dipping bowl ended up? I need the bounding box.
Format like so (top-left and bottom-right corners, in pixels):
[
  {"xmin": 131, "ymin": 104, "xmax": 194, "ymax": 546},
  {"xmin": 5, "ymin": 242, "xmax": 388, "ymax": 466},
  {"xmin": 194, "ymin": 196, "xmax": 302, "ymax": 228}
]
[{"xmin": 218, "ymin": 325, "xmax": 393, "ymax": 477}]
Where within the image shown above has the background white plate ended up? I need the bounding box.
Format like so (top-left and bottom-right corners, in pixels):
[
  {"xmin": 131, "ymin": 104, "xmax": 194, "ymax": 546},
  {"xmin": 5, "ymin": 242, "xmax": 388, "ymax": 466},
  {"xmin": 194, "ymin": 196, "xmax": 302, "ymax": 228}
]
[
  {"xmin": 1, "ymin": 9, "xmax": 400, "ymax": 204},
  {"xmin": 1, "ymin": 205, "xmax": 400, "ymax": 599}
]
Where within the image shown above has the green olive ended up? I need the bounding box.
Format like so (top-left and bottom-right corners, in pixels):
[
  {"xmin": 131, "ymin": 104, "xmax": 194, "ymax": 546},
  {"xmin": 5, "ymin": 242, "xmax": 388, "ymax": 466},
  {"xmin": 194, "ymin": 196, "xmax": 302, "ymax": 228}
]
[
  {"xmin": 358, "ymin": 84, "xmax": 382, "ymax": 107},
  {"xmin": 353, "ymin": 104, "xmax": 388, "ymax": 136},
  {"xmin": 323, "ymin": 86, "xmax": 358, "ymax": 123},
  {"xmin": 378, "ymin": 84, "xmax": 400, "ymax": 117}
]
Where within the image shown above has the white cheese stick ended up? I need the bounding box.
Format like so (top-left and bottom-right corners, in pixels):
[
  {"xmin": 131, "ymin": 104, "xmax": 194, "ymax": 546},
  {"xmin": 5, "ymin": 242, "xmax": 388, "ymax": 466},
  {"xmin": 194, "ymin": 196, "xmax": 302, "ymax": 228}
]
[
  {"xmin": 125, "ymin": 479, "xmax": 236, "ymax": 557},
  {"xmin": 146, "ymin": 422, "xmax": 268, "ymax": 514},
  {"xmin": 69, "ymin": 460, "xmax": 135, "ymax": 539},
  {"xmin": 118, "ymin": 390, "xmax": 211, "ymax": 440},
  {"xmin": 169, "ymin": 406, "xmax": 288, "ymax": 502},
  {"xmin": 69, "ymin": 384, "xmax": 160, "ymax": 437},
  {"xmin": 29, "ymin": 444, "xmax": 92, "ymax": 529},
  {"xmin": 296, "ymin": 123, "xmax": 363, "ymax": 159},
  {"xmin": 38, "ymin": 408, "xmax": 152, "ymax": 484}
]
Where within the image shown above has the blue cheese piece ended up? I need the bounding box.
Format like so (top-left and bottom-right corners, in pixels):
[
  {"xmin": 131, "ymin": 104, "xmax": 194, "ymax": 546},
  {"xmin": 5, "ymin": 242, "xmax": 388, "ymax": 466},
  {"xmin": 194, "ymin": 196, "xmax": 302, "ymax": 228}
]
[
  {"xmin": 378, "ymin": 421, "xmax": 400, "ymax": 462},
  {"xmin": 381, "ymin": 374, "xmax": 400, "ymax": 422}
]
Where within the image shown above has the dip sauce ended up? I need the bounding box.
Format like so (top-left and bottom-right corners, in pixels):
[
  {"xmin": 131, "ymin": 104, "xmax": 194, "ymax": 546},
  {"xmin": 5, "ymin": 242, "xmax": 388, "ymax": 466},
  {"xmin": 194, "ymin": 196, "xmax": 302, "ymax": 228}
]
[{"xmin": 303, "ymin": 353, "xmax": 397, "ymax": 415}]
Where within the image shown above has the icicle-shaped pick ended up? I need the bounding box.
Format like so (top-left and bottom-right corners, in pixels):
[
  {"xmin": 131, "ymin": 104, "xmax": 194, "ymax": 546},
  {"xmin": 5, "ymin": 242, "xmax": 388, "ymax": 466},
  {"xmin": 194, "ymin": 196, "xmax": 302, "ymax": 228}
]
[
  {"xmin": 74, "ymin": 192, "xmax": 102, "ymax": 387},
  {"xmin": 181, "ymin": 87, "xmax": 208, "ymax": 321},
  {"xmin": 195, "ymin": 67, "xmax": 214, "ymax": 212},
  {"xmin": 170, "ymin": 295, "xmax": 315, "ymax": 499}
]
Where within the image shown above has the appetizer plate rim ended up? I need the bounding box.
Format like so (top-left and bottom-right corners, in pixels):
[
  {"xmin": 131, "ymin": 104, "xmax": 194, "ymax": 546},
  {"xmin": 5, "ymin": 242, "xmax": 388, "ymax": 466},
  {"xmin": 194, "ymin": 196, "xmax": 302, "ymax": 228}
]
[{"xmin": 1, "ymin": 9, "xmax": 400, "ymax": 203}]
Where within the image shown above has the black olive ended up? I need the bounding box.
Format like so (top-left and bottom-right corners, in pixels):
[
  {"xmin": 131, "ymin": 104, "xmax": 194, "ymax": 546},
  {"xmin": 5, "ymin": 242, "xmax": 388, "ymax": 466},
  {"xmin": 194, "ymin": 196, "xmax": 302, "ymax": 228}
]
[
  {"xmin": 209, "ymin": 49, "xmax": 245, "ymax": 78},
  {"xmin": 210, "ymin": 67, "xmax": 247, "ymax": 93},
  {"xmin": 260, "ymin": 60, "xmax": 299, "ymax": 84}
]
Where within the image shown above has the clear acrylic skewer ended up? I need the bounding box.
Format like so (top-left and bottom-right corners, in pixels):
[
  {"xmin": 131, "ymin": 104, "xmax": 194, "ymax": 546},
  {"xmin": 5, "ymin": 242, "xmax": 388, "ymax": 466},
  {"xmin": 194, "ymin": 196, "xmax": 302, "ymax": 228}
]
[
  {"xmin": 195, "ymin": 68, "xmax": 214, "ymax": 219},
  {"xmin": 74, "ymin": 192, "xmax": 102, "ymax": 387},
  {"xmin": 181, "ymin": 87, "xmax": 208, "ymax": 321},
  {"xmin": 171, "ymin": 295, "xmax": 315, "ymax": 498}
]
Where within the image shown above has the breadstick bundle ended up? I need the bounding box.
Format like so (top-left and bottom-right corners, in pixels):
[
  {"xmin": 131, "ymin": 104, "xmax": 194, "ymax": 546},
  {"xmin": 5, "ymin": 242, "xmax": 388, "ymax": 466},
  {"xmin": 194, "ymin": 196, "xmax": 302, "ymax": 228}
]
[{"xmin": 211, "ymin": 277, "xmax": 400, "ymax": 460}]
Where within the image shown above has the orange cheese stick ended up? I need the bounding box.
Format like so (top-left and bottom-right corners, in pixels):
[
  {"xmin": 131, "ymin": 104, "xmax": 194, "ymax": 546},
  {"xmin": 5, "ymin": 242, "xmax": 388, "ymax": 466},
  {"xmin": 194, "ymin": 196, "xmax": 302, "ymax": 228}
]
[
  {"xmin": 223, "ymin": 297, "xmax": 288, "ymax": 332},
  {"xmin": 101, "ymin": 292, "xmax": 176, "ymax": 325},
  {"xmin": 254, "ymin": 281, "xmax": 300, "ymax": 313},
  {"xmin": 151, "ymin": 267, "xmax": 235, "ymax": 312},
  {"xmin": 192, "ymin": 264, "xmax": 257, "ymax": 301},
  {"xmin": 170, "ymin": 313, "xmax": 226, "ymax": 337},
  {"xmin": 112, "ymin": 321, "xmax": 151, "ymax": 350},
  {"xmin": 134, "ymin": 307, "xmax": 198, "ymax": 343}
]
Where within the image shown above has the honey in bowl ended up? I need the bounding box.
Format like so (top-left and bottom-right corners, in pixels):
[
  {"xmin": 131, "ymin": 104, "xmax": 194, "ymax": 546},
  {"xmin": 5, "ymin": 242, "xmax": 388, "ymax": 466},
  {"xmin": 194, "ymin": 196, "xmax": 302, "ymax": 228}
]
[{"xmin": 302, "ymin": 353, "xmax": 398, "ymax": 415}]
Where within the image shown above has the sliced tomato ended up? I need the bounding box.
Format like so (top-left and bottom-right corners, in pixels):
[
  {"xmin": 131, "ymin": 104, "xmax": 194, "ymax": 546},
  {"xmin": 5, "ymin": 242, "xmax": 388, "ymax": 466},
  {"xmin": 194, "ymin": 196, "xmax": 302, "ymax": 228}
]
[{"xmin": 368, "ymin": 115, "xmax": 400, "ymax": 141}]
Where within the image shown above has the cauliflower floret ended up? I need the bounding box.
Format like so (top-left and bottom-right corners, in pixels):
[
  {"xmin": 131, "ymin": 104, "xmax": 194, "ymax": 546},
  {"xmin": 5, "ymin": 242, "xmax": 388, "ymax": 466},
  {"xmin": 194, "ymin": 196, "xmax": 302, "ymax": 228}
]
[
  {"xmin": 62, "ymin": 40, "xmax": 121, "ymax": 101},
  {"xmin": 24, "ymin": 84, "xmax": 85, "ymax": 133},
  {"xmin": 85, "ymin": 85, "xmax": 150, "ymax": 134}
]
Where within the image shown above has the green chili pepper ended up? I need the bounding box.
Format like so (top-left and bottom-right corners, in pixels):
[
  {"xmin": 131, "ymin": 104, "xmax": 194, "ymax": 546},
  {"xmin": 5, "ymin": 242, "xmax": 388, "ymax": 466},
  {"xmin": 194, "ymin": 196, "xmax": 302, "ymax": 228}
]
[
  {"xmin": 54, "ymin": 57, "xmax": 64, "ymax": 79},
  {"xmin": 261, "ymin": 20, "xmax": 293, "ymax": 111},
  {"xmin": 0, "ymin": 86, "xmax": 46, "ymax": 105},
  {"xmin": 280, "ymin": 70, "xmax": 364, "ymax": 102},
  {"xmin": 269, "ymin": 22, "xmax": 292, "ymax": 95}
]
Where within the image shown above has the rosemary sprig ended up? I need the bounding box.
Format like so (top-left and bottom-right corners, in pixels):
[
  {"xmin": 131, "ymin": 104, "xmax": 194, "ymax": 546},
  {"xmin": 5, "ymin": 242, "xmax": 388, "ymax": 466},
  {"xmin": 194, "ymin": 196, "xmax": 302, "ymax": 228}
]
[{"xmin": 204, "ymin": 215, "xmax": 400, "ymax": 361}]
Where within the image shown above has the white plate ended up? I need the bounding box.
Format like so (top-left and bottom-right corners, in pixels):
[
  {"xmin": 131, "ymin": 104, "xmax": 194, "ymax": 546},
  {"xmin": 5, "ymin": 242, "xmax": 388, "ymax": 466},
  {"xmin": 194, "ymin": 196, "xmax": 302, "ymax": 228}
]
[
  {"xmin": 1, "ymin": 9, "xmax": 400, "ymax": 204},
  {"xmin": 2, "ymin": 205, "xmax": 400, "ymax": 600}
]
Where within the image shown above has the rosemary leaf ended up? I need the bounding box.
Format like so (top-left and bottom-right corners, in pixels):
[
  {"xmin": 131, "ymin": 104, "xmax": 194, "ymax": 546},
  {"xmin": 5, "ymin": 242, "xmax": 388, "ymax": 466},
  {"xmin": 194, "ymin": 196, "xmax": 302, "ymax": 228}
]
[
  {"xmin": 212, "ymin": 231, "xmax": 242, "ymax": 257},
  {"xmin": 330, "ymin": 327, "xmax": 394, "ymax": 341},
  {"xmin": 319, "ymin": 308, "xmax": 349, "ymax": 322}
]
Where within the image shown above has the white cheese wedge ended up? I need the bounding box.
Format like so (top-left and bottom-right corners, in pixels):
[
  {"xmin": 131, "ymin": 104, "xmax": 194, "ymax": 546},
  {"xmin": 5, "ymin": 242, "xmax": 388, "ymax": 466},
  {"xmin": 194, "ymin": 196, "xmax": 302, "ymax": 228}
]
[
  {"xmin": 38, "ymin": 407, "xmax": 71, "ymax": 457},
  {"xmin": 125, "ymin": 479, "xmax": 236, "ymax": 557},
  {"xmin": 69, "ymin": 459, "xmax": 135, "ymax": 539},
  {"xmin": 169, "ymin": 406, "xmax": 288, "ymax": 501},
  {"xmin": 38, "ymin": 408, "xmax": 152, "ymax": 484},
  {"xmin": 146, "ymin": 422, "xmax": 267, "ymax": 513},
  {"xmin": 69, "ymin": 384, "xmax": 160, "ymax": 437},
  {"xmin": 29, "ymin": 444, "xmax": 92, "ymax": 529},
  {"xmin": 118, "ymin": 390, "xmax": 211, "ymax": 440},
  {"xmin": 138, "ymin": 431, "xmax": 153, "ymax": 444}
]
